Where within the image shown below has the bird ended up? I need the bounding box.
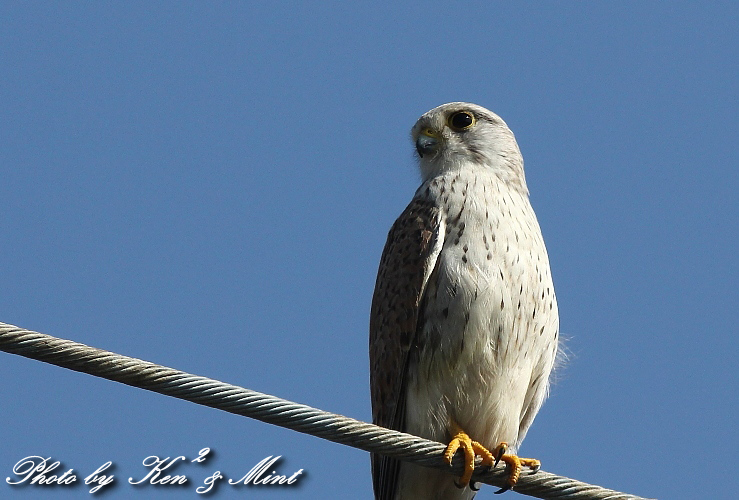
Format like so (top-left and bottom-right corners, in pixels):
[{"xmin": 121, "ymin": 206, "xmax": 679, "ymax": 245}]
[{"xmin": 370, "ymin": 102, "xmax": 559, "ymax": 499}]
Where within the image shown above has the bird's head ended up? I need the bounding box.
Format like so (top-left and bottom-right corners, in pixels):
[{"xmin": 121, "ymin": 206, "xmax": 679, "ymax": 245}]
[{"xmin": 411, "ymin": 102, "xmax": 528, "ymax": 193}]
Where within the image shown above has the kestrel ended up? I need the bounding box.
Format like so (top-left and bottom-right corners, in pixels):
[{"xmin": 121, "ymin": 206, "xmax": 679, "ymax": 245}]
[{"xmin": 370, "ymin": 103, "xmax": 559, "ymax": 499}]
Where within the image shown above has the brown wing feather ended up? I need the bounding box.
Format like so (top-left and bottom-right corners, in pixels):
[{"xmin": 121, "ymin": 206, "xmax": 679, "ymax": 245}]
[{"xmin": 370, "ymin": 197, "xmax": 443, "ymax": 500}]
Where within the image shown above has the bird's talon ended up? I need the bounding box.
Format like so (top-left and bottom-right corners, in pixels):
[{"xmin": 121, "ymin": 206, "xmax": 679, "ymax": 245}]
[
  {"xmin": 493, "ymin": 442, "xmax": 507, "ymax": 468},
  {"xmin": 470, "ymin": 481, "xmax": 480, "ymax": 491},
  {"xmin": 494, "ymin": 485, "xmax": 511, "ymax": 494},
  {"xmin": 490, "ymin": 446, "xmax": 541, "ymax": 491},
  {"xmin": 443, "ymin": 424, "xmax": 495, "ymax": 488},
  {"xmin": 453, "ymin": 479, "xmax": 465, "ymax": 489},
  {"xmin": 520, "ymin": 457, "xmax": 541, "ymax": 474}
]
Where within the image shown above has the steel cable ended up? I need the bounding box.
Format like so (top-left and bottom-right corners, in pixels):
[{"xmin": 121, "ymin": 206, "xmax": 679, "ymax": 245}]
[{"xmin": 0, "ymin": 322, "xmax": 652, "ymax": 499}]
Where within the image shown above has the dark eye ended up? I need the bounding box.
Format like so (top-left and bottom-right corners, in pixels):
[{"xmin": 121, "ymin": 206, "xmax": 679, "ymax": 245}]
[{"xmin": 448, "ymin": 111, "xmax": 475, "ymax": 131}]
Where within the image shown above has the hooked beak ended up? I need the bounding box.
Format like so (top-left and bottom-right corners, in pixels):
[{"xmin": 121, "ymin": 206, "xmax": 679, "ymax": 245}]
[{"xmin": 415, "ymin": 129, "xmax": 440, "ymax": 158}]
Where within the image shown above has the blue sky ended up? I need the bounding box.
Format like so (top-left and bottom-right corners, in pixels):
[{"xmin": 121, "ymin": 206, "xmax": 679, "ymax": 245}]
[{"xmin": 1, "ymin": 2, "xmax": 737, "ymax": 499}]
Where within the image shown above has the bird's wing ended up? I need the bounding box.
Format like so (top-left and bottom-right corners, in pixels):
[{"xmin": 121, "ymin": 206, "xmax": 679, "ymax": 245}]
[{"xmin": 370, "ymin": 196, "xmax": 445, "ymax": 500}]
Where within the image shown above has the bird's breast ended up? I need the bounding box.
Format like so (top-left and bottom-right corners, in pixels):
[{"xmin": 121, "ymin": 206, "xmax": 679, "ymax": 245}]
[{"xmin": 406, "ymin": 169, "xmax": 558, "ymax": 447}]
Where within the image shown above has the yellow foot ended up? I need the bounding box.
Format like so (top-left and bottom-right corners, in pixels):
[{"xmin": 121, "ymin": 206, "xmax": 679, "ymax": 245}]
[
  {"xmin": 491, "ymin": 442, "xmax": 541, "ymax": 494},
  {"xmin": 443, "ymin": 424, "xmax": 494, "ymax": 488}
]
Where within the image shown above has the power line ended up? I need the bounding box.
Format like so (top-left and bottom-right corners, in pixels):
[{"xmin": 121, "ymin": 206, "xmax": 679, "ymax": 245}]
[{"xmin": 0, "ymin": 322, "xmax": 652, "ymax": 499}]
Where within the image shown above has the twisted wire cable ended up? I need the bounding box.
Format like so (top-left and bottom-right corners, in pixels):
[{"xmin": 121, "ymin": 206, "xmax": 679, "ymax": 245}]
[{"xmin": 0, "ymin": 322, "xmax": 652, "ymax": 500}]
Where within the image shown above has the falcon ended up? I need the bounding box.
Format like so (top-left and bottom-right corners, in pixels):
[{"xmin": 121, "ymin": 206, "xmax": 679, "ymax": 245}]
[{"xmin": 370, "ymin": 102, "xmax": 559, "ymax": 499}]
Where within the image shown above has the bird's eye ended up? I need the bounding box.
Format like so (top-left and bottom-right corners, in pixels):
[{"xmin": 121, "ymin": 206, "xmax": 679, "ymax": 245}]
[{"xmin": 448, "ymin": 111, "xmax": 475, "ymax": 131}]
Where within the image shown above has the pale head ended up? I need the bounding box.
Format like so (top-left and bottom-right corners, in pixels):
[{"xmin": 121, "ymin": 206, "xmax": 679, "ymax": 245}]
[{"xmin": 411, "ymin": 102, "xmax": 528, "ymax": 193}]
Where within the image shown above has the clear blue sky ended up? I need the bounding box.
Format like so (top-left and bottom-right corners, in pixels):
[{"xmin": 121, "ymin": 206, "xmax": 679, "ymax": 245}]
[{"xmin": 1, "ymin": 2, "xmax": 737, "ymax": 499}]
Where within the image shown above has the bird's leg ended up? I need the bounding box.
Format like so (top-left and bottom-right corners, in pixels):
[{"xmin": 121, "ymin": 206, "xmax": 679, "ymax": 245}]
[
  {"xmin": 443, "ymin": 421, "xmax": 494, "ymax": 488},
  {"xmin": 491, "ymin": 442, "xmax": 541, "ymax": 494}
]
